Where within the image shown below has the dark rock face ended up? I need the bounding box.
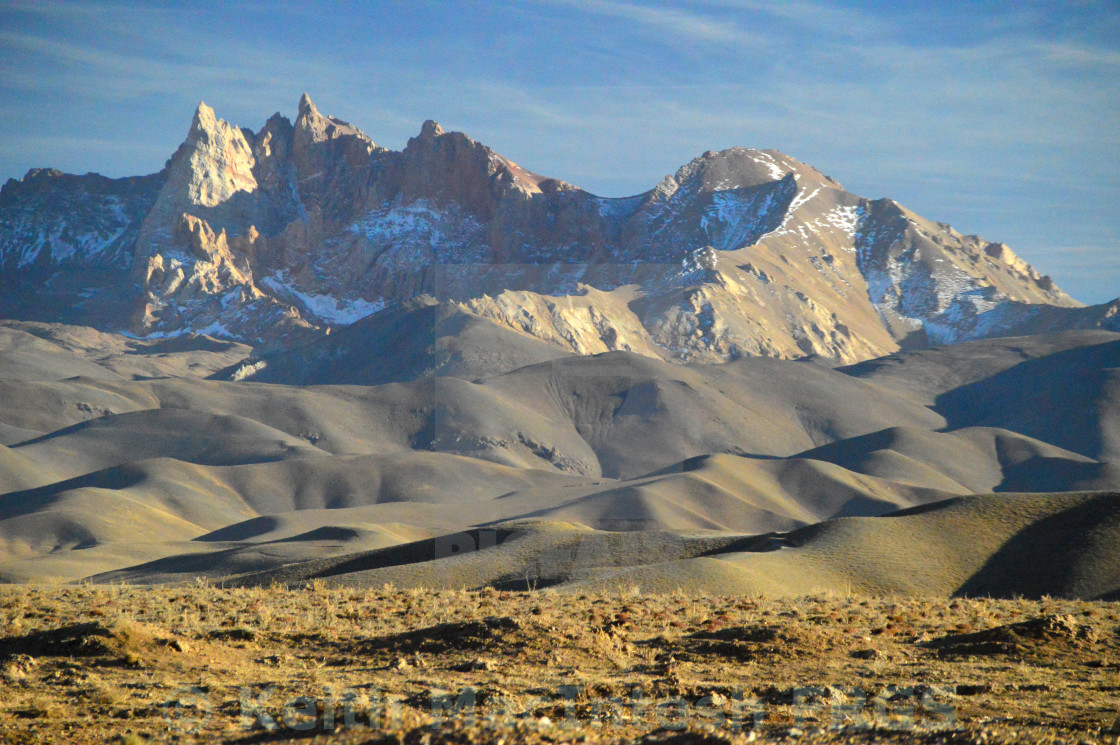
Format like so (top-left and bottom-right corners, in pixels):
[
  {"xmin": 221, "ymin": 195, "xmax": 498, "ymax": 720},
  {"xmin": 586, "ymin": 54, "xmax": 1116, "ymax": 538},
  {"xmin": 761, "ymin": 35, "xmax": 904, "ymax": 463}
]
[{"xmin": 1, "ymin": 94, "xmax": 1112, "ymax": 362}]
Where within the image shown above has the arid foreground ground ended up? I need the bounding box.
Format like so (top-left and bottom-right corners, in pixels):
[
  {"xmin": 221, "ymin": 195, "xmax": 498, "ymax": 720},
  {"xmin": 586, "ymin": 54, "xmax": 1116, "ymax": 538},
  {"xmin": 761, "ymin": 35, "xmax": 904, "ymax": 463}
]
[{"xmin": 0, "ymin": 586, "xmax": 1118, "ymax": 745}]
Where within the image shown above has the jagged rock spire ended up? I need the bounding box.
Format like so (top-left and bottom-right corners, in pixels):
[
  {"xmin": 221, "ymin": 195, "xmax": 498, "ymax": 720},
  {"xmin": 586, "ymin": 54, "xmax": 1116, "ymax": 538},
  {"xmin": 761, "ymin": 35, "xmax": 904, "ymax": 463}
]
[
  {"xmin": 298, "ymin": 92, "xmax": 317, "ymax": 117},
  {"xmin": 188, "ymin": 102, "xmax": 221, "ymax": 142}
]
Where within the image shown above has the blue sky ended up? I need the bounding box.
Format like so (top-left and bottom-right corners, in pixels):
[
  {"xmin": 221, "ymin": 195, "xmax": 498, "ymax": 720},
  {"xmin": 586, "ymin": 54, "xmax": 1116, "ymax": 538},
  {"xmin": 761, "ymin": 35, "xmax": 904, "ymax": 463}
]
[{"xmin": 1, "ymin": 0, "xmax": 1117, "ymax": 303}]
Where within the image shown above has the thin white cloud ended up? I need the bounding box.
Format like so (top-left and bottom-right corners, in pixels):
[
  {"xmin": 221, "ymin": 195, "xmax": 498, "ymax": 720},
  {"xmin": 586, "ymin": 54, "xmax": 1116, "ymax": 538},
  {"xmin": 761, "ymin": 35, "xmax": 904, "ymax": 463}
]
[
  {"xmin": 539, "ymin": 0, "xmax": 751, "ymax": 45},
  {"xmin": 1037, "ymin": 39, "xmax": 1120, "ymax": 68},
  {"xmin": 709, "ymin": 0, "xmax": 891, "ymax": 38}
]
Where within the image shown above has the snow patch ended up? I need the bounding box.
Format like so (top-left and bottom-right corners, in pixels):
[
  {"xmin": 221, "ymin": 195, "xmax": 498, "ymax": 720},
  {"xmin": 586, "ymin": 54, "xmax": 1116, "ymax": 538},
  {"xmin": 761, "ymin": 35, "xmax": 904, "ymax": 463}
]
[
  {"xmin": 118, "ymin": 327, "xmax": 190, "ymax": 341},
  {"xmin": 192, "ymin": 320, "xmax": 233, "ymax": 338},
  {"xmin": 700, "ymin": 180, "xmax": 792, "ymax": 251},
  {"xmin": 823, "ymin": 205, "xmax": 862, "ymax": 236},
  {"xmin": 748, "ymin": 152, "xmax": 786, "ymax": 181},
  {"xmin": 262, "ymin": 271, "xmax": 385, "ymax": 325},
  {"xmin": 349, "ymin": 200, "xmax": 445, "ymax": 246},
  {"xmin": 595, "ymin": 194, "xmax": 645, "ymax": 218}
]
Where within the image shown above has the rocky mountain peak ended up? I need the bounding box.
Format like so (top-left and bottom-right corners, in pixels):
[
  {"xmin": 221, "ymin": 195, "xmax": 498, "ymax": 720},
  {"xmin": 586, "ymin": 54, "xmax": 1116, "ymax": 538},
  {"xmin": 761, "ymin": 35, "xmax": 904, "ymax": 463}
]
[
  {"xmin": 250, "ymin": 114, "xmax": 297, "ymax": 211},
  {"xmin": 294, "ymin": 94, "xmax": 370, "ymax": 147},
  {"xmin": 132, "ymin": 102, "xmax": 260, "ymax": 263},
  {"xmin": 398, "ymin": 124, "xmax": 508, "ymax": 217},
  {"xmin": 22, "ymin": 168, "xmax": 65, "ymax": 182},
  {"xmin": 673, "ymin": 147, "xmax": 837, "ymax": 195},
  {"xmin": 2, "ymin": 169, "xmax": 65, "ymax": 201},
  {"xmin": 174, "ymin": 103, "xmax": 258, "ymax": 207},
  {"xmin": 419, "ymin": 120, "xmax": 445, "ymax": 138},
  {"xmin": 297, "ymin": 92, "xmax": 317, "ymax": 116},
  {"xmin": 253, "ymin": 114, "xmax": 294, "ymax": 162},
  {"xmin": 190, "ymin": 101, "xmax": 218, "ymax": 133},
  {"xmin": 289, "ymin": 96, "xmax": 376, "ymax": 227}
]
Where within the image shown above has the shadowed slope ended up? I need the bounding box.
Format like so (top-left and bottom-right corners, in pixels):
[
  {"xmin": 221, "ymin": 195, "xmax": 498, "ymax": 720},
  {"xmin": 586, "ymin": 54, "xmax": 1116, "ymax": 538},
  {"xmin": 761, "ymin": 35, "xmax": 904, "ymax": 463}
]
[
  {"xmin": 0, "ymin": 452, "xmax": 582, "ymax": 573},
  {"xmin": 568, "ymin": 492, "xmax": 1120, "ymax": 599},
  {"xmin": 464, "ymin": 351, "xmax": 946, "ymax": 478},
  {"xmin": 0, "ymin": 443, "xmax": 51, "ymax": 494},
  {"xmin": 841, "ymin": 330, "xmax": 1120, "ymax": 405},
  {"xmin": 0, "ymin": 376, "xmax": 159, "ymax": 434},
  {"xmin": 933, "ymin": 340, "xmax": 1120, "ymax": 460},
  {"xmin": 957, "ymin": 493, "xmax": 1120, "ymax": 599},
  {"xmin": 222, "ymin": 299, "xmax": 573, "ymax": 385},
  {"xmin": 207, "ymin": 492, "xmax": 1120, "ymax": 600},
  {"xmin": 0, "ymin": 327, "xmax": 122, "ymax": 382},
  {"xmin": 0, "ymin": 320, "xmax": 253, "ymax": 380},
  {"xmin": 87, "ymin": 523, "xmax": 435, "ymax": 585},
  {"xmin": 10, "ymin": 408, "xmax": 327, "ymax": 481},
  {"xmin": 480, "ymin": 452, "xmax": 955, "ymax": 533},
  {"xmin": 795, "ymin": 426, "xmax": 1109, "ymax": 494}
]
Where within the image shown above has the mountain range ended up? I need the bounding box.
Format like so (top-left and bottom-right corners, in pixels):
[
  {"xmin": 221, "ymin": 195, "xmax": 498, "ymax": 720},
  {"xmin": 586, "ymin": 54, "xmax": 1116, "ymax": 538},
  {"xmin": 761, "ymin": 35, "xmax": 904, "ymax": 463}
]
[
  {"xmin": 1, "ymin": 96, "xmax": 1118, "ymax": 597},
  {"xmin": 2, "ymin": 94, "xmax": 1116, "ymax": 367}
]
